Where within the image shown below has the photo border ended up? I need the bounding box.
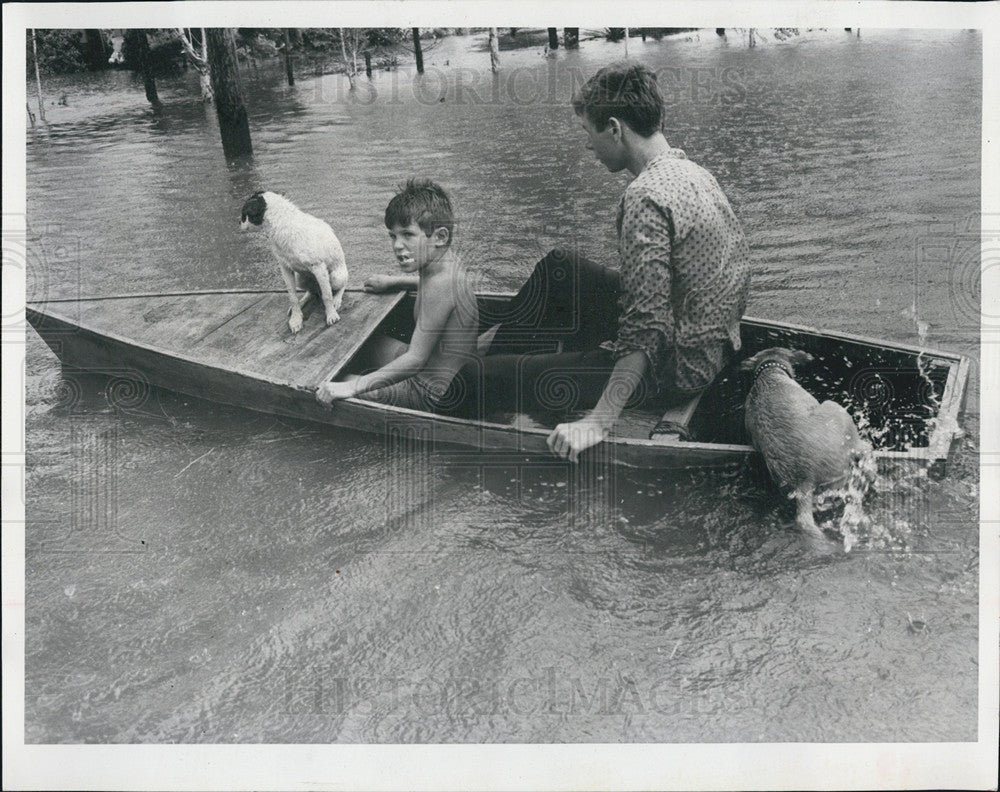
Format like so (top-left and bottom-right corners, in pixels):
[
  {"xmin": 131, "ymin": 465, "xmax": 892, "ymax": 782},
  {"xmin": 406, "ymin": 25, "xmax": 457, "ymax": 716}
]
[{"xmin": 3, "ymin": 2, "xmax": 997, "ymax": 789}]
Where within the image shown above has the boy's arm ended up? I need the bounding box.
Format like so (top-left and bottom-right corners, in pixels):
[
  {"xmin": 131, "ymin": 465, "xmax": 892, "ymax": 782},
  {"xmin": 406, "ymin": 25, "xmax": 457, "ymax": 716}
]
[
  {"xmin": 364, "ymin": 274, "xmax": 420, "ymax": 292},
  {"xmin": 318, "ymin": 286, "xmax": 453, "ymax": 402},
  {"xmin": 548, "ymin": 191, "xmax": 673, "ymax": 462},
  {"xmin": 546, "ymin": 350, "xmax": 648, "ymax": 462}
]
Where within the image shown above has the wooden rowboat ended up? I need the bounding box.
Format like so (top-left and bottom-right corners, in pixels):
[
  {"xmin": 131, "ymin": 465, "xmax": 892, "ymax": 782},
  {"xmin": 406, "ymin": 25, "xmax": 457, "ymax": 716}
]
[{"xmin": 26, "ymin": 288, "xmax": 970, "ymax": 471}]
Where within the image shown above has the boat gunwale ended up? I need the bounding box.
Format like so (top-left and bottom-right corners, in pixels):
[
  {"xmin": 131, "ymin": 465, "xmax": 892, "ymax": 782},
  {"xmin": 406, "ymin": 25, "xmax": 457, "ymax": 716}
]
[{"xmin": 30, "ymin": 288, "xmax": 970, "ymax": 363}]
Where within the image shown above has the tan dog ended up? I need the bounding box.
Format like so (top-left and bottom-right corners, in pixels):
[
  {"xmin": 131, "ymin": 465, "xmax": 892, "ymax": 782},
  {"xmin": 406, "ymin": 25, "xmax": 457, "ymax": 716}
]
[{"xmin": 741, "ymin": 347, "xmax": 872, "ymax": 541}]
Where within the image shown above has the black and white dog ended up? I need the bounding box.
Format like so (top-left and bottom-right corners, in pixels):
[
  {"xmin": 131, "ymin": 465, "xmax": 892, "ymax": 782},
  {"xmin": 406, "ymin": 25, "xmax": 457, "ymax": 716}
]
[{"xmin": 240, "ymin": 191, "xmax": 348, "ymax": 333}]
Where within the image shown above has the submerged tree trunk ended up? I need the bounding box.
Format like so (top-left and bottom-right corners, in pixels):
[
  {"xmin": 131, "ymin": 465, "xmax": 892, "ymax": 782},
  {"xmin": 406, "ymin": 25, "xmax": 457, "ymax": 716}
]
[
  {"xmin": 413, "ymin": 28, "xmax": 424, "ymax": 73},
  {"xmin": 205, "ymin": 28, "xmax": 253, "ymax": 159},
  {"xmin": 30, "ymin": 29, "xmax": 46, "ymax": 123},
  {"xmin": 547, "ymin": 28, "xmax": 559, "ymax": 50},
  {"xmin": 125, "ymin": 29, "xmax": 162, "ymax": 111},
  {"xmin": 339, "ymin": 28, "xmax": 356, "ymax": 90},
  {"xmin": 488, "ymin": 28, "xmax": 500, "ymax": 73},
  {"xmin": 178, "ymin": 28, "xmax": 214, "ymax": 102},
  {"xmin": 199, "ymin": 30, "xmax": 213, "ymax": 101},
  {"xmin": 82, "ymin": 29, "xmax": 107, "ymax": 70},
  {"xmin": 283, "ymin": 28, "xmax": 294, "ymax": 85}
]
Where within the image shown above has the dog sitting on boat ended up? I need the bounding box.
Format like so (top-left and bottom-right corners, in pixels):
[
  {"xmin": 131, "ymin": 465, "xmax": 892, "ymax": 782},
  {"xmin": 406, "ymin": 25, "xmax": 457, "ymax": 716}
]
[
  {"xmin": 240, "ymin": 191, "xmax": 348, "ymax": 333},
  {"xmin": 740, "ymin": 347, "xmax": 872, "ymax": 542}
]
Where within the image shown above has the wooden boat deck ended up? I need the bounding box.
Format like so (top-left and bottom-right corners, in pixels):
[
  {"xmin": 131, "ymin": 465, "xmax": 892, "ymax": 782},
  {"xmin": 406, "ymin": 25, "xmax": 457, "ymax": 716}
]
[{"xmin": 53, "ymin": 289, "xmax": 405, "ymax": 388}]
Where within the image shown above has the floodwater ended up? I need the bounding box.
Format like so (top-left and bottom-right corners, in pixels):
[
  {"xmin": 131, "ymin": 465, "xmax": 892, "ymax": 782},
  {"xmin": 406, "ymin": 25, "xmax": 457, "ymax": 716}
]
[{"xmin": 23, "ymin": 29, "xmax": 980, "ymax": 742}]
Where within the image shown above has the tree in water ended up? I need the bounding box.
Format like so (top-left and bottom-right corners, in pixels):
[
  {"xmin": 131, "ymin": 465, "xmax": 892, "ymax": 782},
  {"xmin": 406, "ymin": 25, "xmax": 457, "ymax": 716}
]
[
  {"xmin": 412, "ymin": 28, "xmax": 424, "ymax": 74},
  {"xmin": 283, "ymin": 29, "xmax": 295, "ymax": 86},
  {"xmin": 488, "ymin": 28, "xmax": 500, "ymax": 73},
  {"xmin": 124, "ymin": 29, "xmax": 162, "ymax": 112},
  {"xmin": 339, "ymin": 28, "xmax": 354, "ymax": 90},
  {"xmin": 30, "ymin": 29, "xmax": 46, "ymax": 123},
  {"xmin": 82, "ymin": 29, "xmax": 108, "ymax": 71},
  {"xmin": 339, "ymin": 28, "xmax": 369, "ymax": 90},
  {"xmin": 205, "ymin": 28, "xmax": 253, "ymax": 159},
  {"xmin": 177, "ymin": 28, "xmax": 214, "ymax": 102}
]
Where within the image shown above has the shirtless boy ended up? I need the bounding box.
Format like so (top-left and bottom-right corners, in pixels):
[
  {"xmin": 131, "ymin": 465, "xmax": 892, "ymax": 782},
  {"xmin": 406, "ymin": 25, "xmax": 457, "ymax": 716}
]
[{"xmin": 315, "ymin": 179, "xmax": 478, "ymax": 412}]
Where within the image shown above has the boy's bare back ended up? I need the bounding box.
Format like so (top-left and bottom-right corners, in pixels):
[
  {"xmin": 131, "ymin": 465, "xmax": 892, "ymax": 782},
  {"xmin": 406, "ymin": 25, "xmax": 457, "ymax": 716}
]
[{"xmin": 410, "ymin": 250, "xmax": 479, "ymax": 395}]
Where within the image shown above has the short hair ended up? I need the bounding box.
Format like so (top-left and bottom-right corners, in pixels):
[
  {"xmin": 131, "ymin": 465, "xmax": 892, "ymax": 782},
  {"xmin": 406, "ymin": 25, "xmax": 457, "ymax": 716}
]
[
  {"xmin": 572, "ymin": 62, "xmax": 664, "ymax": 137},
  {"xmin": 384, "ymin": 178, "xmax": 455, "ymax": 245}
]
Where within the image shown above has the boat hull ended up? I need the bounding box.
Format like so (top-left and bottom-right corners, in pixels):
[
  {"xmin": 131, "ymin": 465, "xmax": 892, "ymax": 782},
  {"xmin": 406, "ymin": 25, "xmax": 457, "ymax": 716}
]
[
  {"xmin": 31, "ymin": 306, "xmax": 749, "ymax": 468},
  {"xmin": 25, "ymin": 290, "xmax": 969, "ymax": 471}
]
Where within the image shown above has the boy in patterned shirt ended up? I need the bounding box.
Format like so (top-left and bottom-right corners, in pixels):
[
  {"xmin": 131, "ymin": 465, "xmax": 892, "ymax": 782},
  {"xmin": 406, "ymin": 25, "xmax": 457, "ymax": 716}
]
[{"xmin": 459, "ymin": 62, "xmax": 750, "ymax": 461}]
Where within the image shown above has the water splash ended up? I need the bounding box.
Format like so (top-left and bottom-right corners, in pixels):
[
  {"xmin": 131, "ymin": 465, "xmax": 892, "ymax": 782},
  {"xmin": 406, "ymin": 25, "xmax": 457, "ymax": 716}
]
[
  {"xmin": 851, "ymin": 395, "xmax": 892, "ymax": 449},
  {"xmin": 810, "ymin": 450, "xmax": 884, "ymax": 552},
  {"xmin": 903, "ymin": 300, "xmax": 942, "ymax": 415},
  {"xmin": 903, "ymin": 301, "xmax": 964, "ymax": 447}
]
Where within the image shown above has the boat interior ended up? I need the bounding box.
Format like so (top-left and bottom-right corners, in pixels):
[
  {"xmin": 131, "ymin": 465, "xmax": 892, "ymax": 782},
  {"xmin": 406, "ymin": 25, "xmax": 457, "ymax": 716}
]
[{"xmin": 338, "ymin": 293, "xmax": 954, "ymax": 452}]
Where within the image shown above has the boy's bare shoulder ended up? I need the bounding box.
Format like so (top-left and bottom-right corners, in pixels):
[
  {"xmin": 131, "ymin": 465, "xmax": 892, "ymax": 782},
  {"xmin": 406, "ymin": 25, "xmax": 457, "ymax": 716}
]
[
  {"xmin": 424, "ymin": 257, "xmax": 468, "ymax": 297},
  {"xmin": 415, "ymin": 269, "xmax": 461, "ymax": 323}
]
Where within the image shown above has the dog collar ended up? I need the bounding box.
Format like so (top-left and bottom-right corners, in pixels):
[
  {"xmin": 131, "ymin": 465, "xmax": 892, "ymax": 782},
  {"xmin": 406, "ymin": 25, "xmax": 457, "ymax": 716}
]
[{"xmin": 753, "ymin": 360, "xmax": 793, "ymax": 383}]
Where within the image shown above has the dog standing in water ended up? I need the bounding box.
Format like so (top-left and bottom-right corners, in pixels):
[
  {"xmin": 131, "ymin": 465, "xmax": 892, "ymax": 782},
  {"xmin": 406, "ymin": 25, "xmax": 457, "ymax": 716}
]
[
  {"xmin": 741, "ymin": 347, "xmax": 872, "ymax": 543},
  {"xmin": 240, "ymin": 191, "xmax": 348, "ymax": 333}
]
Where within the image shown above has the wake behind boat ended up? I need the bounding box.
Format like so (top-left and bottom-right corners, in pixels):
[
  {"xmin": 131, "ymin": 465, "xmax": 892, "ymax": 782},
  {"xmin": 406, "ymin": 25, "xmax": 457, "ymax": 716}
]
[{"xmin": 25, "ymin": 287, "xmax": 969, "ymax": 471}]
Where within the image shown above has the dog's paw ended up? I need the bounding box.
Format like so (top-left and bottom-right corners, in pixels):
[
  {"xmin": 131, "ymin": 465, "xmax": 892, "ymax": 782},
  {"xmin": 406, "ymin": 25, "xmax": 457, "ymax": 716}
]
[
  {"xmin": 288, "ymin": 312, "xmax": 304, "ymax": 333},
  {"xmin": 325, "ymin": 310, "xmax": 341, "ymax": 326}
]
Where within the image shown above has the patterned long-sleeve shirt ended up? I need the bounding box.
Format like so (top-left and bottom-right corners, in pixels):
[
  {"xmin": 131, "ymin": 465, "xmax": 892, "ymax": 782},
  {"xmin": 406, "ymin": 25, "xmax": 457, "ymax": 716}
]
[{"xmin": 601, "ymin": 148, "xmax": 751, "ymax": 391}]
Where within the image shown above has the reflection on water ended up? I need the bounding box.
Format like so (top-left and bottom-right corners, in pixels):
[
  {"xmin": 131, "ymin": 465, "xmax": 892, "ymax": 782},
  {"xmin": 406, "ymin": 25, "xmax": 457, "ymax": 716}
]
[{"xmin": 25, "ymin": 28, "xmax": 979, "ymax": 743}]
